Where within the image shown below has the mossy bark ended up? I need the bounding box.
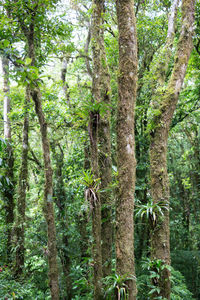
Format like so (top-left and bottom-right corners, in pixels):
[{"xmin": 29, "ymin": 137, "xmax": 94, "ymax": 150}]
[
  {"xmin": 24, "ymin": 20, "xmax": 59, "ymax": 300},
  {"xmin": 89, "ymin": 0, "xmax": 113, "ymax": 297},
  {"xmin": 89, "ymin": 110, "xmax": 103, "ymax": 300},
  {"xmin": 51, "ymin": 143, "xmax": 72, "ymax": 300},
  {"xmin": 2, "ymin": 56, "xmax": 15, "ymax": 263},
  {"xmin": 31, "ymin": 88, "xmax": 59, "ymax": 300},
  {"xmin": 149, "ymin": 0, "xmax": 195, "ymax": 298},
  {"xmin": 90, "ymin": 3, "xmax": 103, "ymax": 298},
  {"xmin": 15, "ymin": 86, "xmax": 30, "ymax": 276},
  {"xmin": 115, "ymin": 0, "xmax": 138, "ymax": 299},
  {"xmin": 79, "ymin": 143, "xmax": 90, "ymax": 266},
  {"xmin": 61, "ymin": 57, "xmax": 70, "ymax": 107},
  {"xmin": 92, "ymin": 0, "xmax": 113, "ymax": 278}
]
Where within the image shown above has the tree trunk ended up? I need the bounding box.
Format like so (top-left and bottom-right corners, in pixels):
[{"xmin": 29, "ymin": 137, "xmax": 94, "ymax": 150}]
[
  {"xmin": 51, "ymin": 143, "xmax": 72, "ymax": 300},
  {"xmin": 88, "ymin": 109, "xmax": 103, "ymax": 300},
  {"xmin": 89, "ymin": 0, "xmax": 113, "ymax": 295},
  {"xmin": 2, "ymin": 56, "xmax": 15, "ymax": 263},
  {"xmin": 149, "ymin": 0, "xmax": 195, "ymax": 298},
  {"xmin": 61, "ymin": 57, "xmax": 70, "ymax": 106},
  {"xmin": 115, "ymin": 0, "xmax": 138, "ymax": 299},
  {"xmin": 87, "ymin": 1, "xmax": 106, "ymax": 298},
  {"xmin": 31, "ymin": 87, "xmax": 59, "ymax": 300},
  {"xmin": 26, "ymin": 25, "xmax": 59, "ymax": 299},
  {"xmin": 3, "ymin": 57, "xmax": 11, "ymax": 140},
  {"xmin": 91, "ymin": 0, "xmax": 113, "ymax": 278},
  {"xmin": 79, "ymin": 143, "xmax": 90, "ymax": 265},
  {"xmin": 15, "ymin": 86, "xmax": 30, "ymax": 276}
]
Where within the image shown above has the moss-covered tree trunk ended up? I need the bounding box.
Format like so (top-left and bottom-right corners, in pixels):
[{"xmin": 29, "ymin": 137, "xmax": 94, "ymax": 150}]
[
  {"xmin": 2, "ymin": 56, "xmax": 15, "ymax": 263},
  {"xmin": 89, "ymin": 1, "xmax": 113, "ymax": 296},
  {"xmin": 22, "ymin": 18, "xmax": 60, "ymax": 300},
  {"xmin": 31, "ymin": 86, "xmax": 59, "ymax": 300},
  {"xmin": 61, "ymin": 56, "xmax": 70, "ymax": 106},
  {"xmin": 115, "ymin": 0, "xmax": 138, "ymax": 299},
  {"xmin": 149, "ymin": 0, "xmax": 195, "ymax": 298},
  {"xmin": 88, "ymin": 110, "xmax": 102, "ymax": 300},
  {"xmin": 79, "ymin": 143, "xmax": 90, "ymax": 266},
  {"xmin": 15, "ymin": 86, "xmax": 30, "ymax": 276},
  {"xmin": 89, "ymin": 0, "xmax": 103, "ymax": 293},
  {"xmin": 92, "ymin": 0, "xmax": 113, "ymax": 278},
  {"xmin": 51, "ymin": 143, "xmax": 72, "ymax": 300}
]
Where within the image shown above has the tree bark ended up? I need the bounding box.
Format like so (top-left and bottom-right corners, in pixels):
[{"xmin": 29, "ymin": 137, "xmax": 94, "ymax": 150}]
[
  {"xmin": 87, "ymin": 1, "xmax": 108, "ymax": 298},
  {"xmin": 79, "ymin": 143, "xmax": 90, "ymax": 265},
  {"xmin": 15, "ymin": 86, "xmax": 30, "ymax": 276},
  {"xmin": 88, "ymin": 108, "xmax": 103, "ymax": 300},
  {"xmin": 89, "ymin": 105, "xmax": 103, "ymax": 293},
  {"xmin": 149, "ymin": 0, "xmax": 195, "ymax": 298},
  {"xmin": 3, "ymin": 57, "xmax": 11, "ymax": 140},
  {"xmin": 150, "ymin": 0, "xmax": 179, "ymax": 93},
  {"xmin": 61, "ymin": 57, "xmax": 70, "ymax": 106},
  {"xmin": 31, "ymin": 87, "xmax": 59, "ymax": 300},
  {"xmin": 51, "ymin": 142, "xmax": 72, "ymax": 300},
  {"xmin": 115, "ymin": 0, "xmax": 138, "ymax": 299},
  {"xmin": 25, "ymin": 20, "xmax": 59, "ymax": 300},
  {"xmin": 2, "ymin": 56, "xmax": 15, "ymax": 263},
  {"xmin": 89, "ymin": 0, "xmax": 113, "ymax": 296},
  {"xmin": 91, "ymin": 0, "xmax": 113, "ymax": 278}
]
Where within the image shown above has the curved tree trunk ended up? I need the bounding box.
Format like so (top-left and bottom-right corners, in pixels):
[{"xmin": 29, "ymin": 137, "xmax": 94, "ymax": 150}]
[
  {"xmin": 15, "ymin": 86, "xmax": 30, "ymax": 276},
  {"xmin": 115, "ymin": 0, "xmax": 138, "ymax": 299},
  {"xmin": 149, "ymin": 0, "xmax": 195, "ymax": 298}
]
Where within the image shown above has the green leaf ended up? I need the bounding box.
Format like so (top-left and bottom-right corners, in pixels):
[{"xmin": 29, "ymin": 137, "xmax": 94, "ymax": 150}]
[
  {"xmin": 25, "ymin": 57, "xmax": 32, "ymax": 65},
  {"xmin": 3, "ymin": 39, "xmax": 10, "ymax": 47}
]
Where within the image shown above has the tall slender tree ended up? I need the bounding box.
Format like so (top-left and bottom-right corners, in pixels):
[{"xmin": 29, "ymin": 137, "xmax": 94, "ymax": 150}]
[
  {"xmin": 88, "ymin": 1, "xmax": 113, "ymax": 297},
  {"xmin": 61, "ymin": 56, "xmax": 70, "ymax": 106},
  {"xmin": 29, "ymin": 64, "xmax": 60, "ymax": 300},
  {"xmin": 51, "ymin": 141, "xmax": 72, "ymax": 300},
  {"xmin": 92, "ymin": 0, "xmax": 113, "ymax": 278},
  {"xmin": 149, "ymin": 0, "xmax": 195, "ymax": 298},
  {"xmin": 15, "ymin": 86, "xmax": 30, "ymax": 276},
  {"xmin": 115, "ymin": 0, "xmax": 138, "ymax": 299},
  {"xmin": 2, "ymin": 56, "xmax": 15, "ymax": 263},
  {"xmin": 88, "ymin": 1, "xmax": 104, "ymax": 298},
  {"xmin": 7, "ymin": 1, "xmax": 60, "ymax": 298}
]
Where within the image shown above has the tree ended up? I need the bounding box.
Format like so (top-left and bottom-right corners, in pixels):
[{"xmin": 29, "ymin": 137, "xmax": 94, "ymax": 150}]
[
  {"xmin": 15, "ymin": 86, "xmax": 30, "ymax": 276},
  {"xmin": 2, "ymin": 56, "xmax": 15, "ymax": 263},
  {"xmin": 6, "ymin": 1, "xmax": 61, "ymax": 298},
  {"xmin": 149, "ymin": 0, "xmax": 195, "ymax": 298},
  {"xmin": 115, "ymin": 0, "xmax": 138, "ymax": 299},
  {"xmin": 51, "ymin": 141, "xmax": 72, "ymax": 299},
  {"xmin": 89, "ymin": 0, "xmax": 113, "ymax": 296},
  {"xmin": 91, "ymin": 0, "xmax": 113, "ymax": 279},
  {"xmin": 29, "ymin": 58, "xmax": 60, "ymax": 300}
]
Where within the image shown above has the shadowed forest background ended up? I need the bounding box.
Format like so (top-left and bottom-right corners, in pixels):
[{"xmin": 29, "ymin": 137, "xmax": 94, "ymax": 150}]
[{"xmin": 0, "ymin": 0, "xmax": 200, "ymax": 299}]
